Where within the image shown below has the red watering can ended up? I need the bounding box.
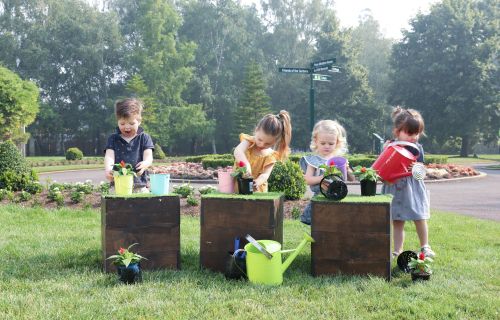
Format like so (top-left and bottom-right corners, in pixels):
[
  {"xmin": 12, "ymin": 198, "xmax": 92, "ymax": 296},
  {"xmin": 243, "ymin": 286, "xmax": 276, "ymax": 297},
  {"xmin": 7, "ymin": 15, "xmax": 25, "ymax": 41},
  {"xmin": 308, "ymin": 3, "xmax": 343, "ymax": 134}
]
[{"xmin": 371, "ymin": 141, "xmax": 419, "ymax": 184}]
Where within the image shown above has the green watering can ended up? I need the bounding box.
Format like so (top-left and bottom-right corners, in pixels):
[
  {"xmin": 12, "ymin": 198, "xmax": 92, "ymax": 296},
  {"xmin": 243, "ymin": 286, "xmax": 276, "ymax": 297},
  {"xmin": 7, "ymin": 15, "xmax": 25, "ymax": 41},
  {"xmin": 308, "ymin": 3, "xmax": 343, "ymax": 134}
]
[{"xmin": 244, "ymin": 233, "xmax": 315, "ymax": 285}]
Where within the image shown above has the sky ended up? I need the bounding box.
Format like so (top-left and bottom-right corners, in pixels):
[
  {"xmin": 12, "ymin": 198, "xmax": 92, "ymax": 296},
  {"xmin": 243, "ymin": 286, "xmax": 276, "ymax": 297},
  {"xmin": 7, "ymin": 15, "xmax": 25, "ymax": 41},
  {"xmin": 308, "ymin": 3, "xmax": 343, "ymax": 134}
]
[{"xmin": 242, "ymin": 0, "xmax": 441, "ymax": 39}]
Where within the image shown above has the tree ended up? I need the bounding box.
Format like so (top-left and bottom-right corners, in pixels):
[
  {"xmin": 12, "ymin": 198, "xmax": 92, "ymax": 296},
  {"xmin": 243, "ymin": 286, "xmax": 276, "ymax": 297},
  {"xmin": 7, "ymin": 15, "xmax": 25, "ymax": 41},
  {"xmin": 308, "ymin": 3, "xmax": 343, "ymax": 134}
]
[
  {"xmin": 0, "ymin": 65, "xmax": 39, "ymax": 145},
  {"xmin": 233, "ymin": 61, "xmax": 271, "ymax": 137},
  {"xmin": 389, "ymin": 0, "xmax": 500, "ymax": 156}
]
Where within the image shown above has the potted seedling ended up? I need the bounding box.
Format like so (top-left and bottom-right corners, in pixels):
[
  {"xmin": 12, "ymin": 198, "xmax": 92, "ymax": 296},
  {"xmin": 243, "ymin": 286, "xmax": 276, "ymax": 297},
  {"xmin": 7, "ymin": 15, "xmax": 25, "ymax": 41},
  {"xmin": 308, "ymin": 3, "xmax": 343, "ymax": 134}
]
[
  {"xmin": 318, "ymin": 159, "xmax": 348, "ymax": 200},
  {"xmin": 353, "ymin": 166, "xmax": 380, "ymax": 196},
  {"xmin": 106, "ymin": 243, "xmax": 147, "ymax": 284},
  {"xmin": 113, "ymin": 160, "xmax": 136, "ymax": 195},
  {"xmin": 408, "ymin": 250, "xmax": 433, "ymax": 281},
  {"xmin": 231, "ymin": 161, "xmax": 253, "ymax": 195}
]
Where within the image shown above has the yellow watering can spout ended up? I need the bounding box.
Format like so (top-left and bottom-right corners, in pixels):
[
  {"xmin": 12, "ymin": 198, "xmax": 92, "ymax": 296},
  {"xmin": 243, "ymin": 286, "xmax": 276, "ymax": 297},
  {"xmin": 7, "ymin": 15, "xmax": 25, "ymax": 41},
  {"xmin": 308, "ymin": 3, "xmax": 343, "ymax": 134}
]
[{"xmin": 281, "ymin": 233, "xmax": 315, "ymax": 274}]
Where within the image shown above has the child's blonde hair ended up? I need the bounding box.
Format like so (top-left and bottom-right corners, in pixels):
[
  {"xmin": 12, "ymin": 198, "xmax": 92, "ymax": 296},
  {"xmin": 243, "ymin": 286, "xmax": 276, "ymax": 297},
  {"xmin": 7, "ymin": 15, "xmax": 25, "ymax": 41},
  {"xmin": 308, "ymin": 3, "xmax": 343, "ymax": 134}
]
[
  {"xmin": 391, "ymin": 106, "xmax": 425, "ymax": 136},
  {"xmin": 310, "ymin": 120, "xmax": 347, "ymax": 155},
  {"xmin": 255, "ymin": 110, "xmax": 292, "ymax": 161}
]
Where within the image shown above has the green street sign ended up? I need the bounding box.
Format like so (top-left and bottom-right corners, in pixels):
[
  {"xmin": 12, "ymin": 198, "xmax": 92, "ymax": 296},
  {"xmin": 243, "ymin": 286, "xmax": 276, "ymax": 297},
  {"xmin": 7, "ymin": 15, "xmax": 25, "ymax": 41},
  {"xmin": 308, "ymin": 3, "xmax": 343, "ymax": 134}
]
[
  {"xmin": 311, "ymin": 58, "xmax": 336, "ymax": 68},
  {"xmin": 312, "ymin": 74, "xmax": 331, "ymax": 81},
  {"xmin": 278, "ymin": 67, "xmax": 311, "ymax": 74},
  {"xmin": 312, "ymin": 65, "xmax": 331, "ymax": 73}
]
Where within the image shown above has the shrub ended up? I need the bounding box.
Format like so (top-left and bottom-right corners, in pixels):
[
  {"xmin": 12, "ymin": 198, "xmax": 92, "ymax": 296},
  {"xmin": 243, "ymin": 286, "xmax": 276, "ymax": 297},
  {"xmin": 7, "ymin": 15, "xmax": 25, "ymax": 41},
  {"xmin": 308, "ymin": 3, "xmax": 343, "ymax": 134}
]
[
  {"xmin": 0, "ymin": 141, "xmax": 38, "ymax": 191},
  {"xmin": 74, "ymin": 181, "xmax": 93, "ymax": 194},
  {"xmin": 98, "ymin": 181, "xmax": 111, "ymax": 195},
  {"xmin": 187, "ymin": 194, "xmax": 199, "ymax": 206},
  {"xmin": 425, "ymin": 155, "xmax": 448, "ymax": 164},
  {"xmin": 70, "ymin": 191, "xmax": 85, "ymax": 204},
  {"xmin": 65, "ymin": 147, "xmax": 83, "ymax": 160},
  {"xmin": 184, "ymin": 155, "xmax": 207, "ymax": 163},
  {"xmin": 346, "ymin": 156, "xmax": 375, "ymax": 168},
  {"xmin": 198, "ymin": 185, "xmax": 217, "ymax": 195},
  {"xmin": 173, "ymin": 183, "xmax": 194, "ymax": 198},
  {"xmin": 24, "ymin": 181, "xmax": 43, "ymax": 194},
  {"xmin": 153, "ymin": 144, "xmax": 166, "ymax": 159},
  {"xmin": 291, "ymin": 206, "xmax": 301, "ymax": 220},
  {"xmin": 18, "ymin": 191, "xmax": 32, "ymax": 202},
  {"xmin": 268, "ymin": 161, "xmax": 306, "ymax": 200},
  {"xmin": 202, "ymin": 157, "xmax": 234, "ymax": 169},
  {"xmin": 0, "ymin": 189, "xmax": 14, "ymax": 201}
]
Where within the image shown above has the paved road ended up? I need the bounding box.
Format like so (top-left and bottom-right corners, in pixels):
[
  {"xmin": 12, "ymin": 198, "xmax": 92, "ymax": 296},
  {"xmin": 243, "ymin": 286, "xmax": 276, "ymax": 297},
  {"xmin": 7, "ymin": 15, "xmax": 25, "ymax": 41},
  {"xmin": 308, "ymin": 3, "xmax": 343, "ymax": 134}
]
[{"xmin": 39, "ymin": 166, "xmax": 500, "ymax": 221}]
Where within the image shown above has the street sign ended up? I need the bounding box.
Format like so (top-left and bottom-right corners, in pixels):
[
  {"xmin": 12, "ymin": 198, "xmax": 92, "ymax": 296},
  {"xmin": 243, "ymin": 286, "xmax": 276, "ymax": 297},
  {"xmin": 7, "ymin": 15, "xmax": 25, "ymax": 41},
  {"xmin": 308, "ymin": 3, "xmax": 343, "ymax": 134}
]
[
  {"xmin": 312, "ymin": 65, "xmax": 331, "ymax": 73},
  {"xmin": 278, "ymin": 67, "xmax": 311, "ymax": 74},
  {"xmin": 312, "ymin": 74, "xmax": 331, "ymax": 81},
  {"xmin": 311, "ymin": 58, "xmax": 336, "ymax": 68},
  {"xmin": 330, "ymin": 66, "xmax": 341, "ymax": 73}
]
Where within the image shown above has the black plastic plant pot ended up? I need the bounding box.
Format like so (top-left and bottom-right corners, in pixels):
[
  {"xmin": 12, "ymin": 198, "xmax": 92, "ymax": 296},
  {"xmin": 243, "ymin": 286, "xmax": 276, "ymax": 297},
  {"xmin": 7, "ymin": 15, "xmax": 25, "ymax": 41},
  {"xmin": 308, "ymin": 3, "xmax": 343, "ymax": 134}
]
[
  {"xmin": 320, "ymin": 174, "xmax": 348, "ymax": 201},
  {"xmin": 360, "ymin": 179, "xmax": 377, "ymax": 196},
  {"xmin": 117, "ymin": 263, "xmax": 142, "ymax": 284},
  {"xmin": 397, "ymin": 251, "xmax": 418, "ymax": 273},
  {"xmin": 411, "ymin": 272, "xmax": 431, "ymax": 281},
  {"xmin": 237, "ymin": 177, "xmax": 253, "ymax": 195}
]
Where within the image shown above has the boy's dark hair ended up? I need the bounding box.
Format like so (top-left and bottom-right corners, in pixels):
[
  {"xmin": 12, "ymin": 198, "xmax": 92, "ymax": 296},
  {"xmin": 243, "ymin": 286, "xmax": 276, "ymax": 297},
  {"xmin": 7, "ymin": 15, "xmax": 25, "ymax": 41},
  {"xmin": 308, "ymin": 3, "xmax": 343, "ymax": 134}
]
[{"xmin": 115, "ymin": 98, "xmax": 143, "ymax": 120}]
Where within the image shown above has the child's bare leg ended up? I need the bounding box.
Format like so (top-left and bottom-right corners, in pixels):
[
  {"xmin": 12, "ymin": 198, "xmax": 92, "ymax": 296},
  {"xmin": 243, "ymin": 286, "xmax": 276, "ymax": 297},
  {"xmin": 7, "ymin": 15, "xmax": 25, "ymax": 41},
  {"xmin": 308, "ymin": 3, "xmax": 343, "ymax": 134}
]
[
  {"xmin": 393, "ymin": 220, "xmax": 405, "ymax": 254},
  {"xmin": 414, "ymin": 219, "xmax": 429, "ymax": 247}
]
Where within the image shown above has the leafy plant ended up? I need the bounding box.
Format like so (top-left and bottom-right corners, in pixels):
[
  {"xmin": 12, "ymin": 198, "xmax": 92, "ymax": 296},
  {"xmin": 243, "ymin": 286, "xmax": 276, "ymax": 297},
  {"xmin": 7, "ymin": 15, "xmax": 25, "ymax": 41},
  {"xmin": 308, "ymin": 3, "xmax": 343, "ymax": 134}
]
[
  {"xmin": 106, "ymin": 243, "xmax": 147, "ymax": 267},
  {"xmin": 74, "ymin": 181, "xmax": 93, "ymax": 194},
  {"xmin": 408, "ymin": 251, "xmax": 433, "ymax": 274},
  {"xmin": 18, "ymin": 191, "xmax": 32, "ymax": 202},
  {"xmin": 231, "ymin": 161, "xmax": 249, "ymax": 178},
  {"xmin": 291, "ymin": 206, "xmax": 301, "ymax": 220},
  {"xmin": 70, "ymin": 191, "xmax": 85, "ymax": 204},
  {"xmin": 319, "ymin": 158, "xmax": 343, "ymax": 177},
  {"xmin": 113, "ymin": 161, "xmax": 136, "ymax": 176},
  {"xmin": 153, "ymin": 143, "xmax": 166, "ymax": 159},
  {"xmin": 173, "ymin": 183, "xmax": 194, "ymax": 198},
  {"xmin": 187, "ymin": 194, "xmax": 199, "ymax": 206},
  {"xmin": 268, "ymin": 160, "xmax": 306, "ymax": 200},
  {"xmin": 65, "ymin": 147, "xmax": 83, "ymax": 160},
  {"xmin": 24, "ymin": 181, "xmax": 43, "ymax": 194},
  {"xmin": 198, "ymin": 185, "xmax": 217, "ymax": 195},
  {"xmin": 98, "ymin": 181, "xmax": 111, "ymax": 195},
  {"xmin": 48, "ymin": 187, "xmax": 64, "ymax": 207},
  {"xmin": 352, "ymin": 166, "xmax": 380, "ymax": 182}
]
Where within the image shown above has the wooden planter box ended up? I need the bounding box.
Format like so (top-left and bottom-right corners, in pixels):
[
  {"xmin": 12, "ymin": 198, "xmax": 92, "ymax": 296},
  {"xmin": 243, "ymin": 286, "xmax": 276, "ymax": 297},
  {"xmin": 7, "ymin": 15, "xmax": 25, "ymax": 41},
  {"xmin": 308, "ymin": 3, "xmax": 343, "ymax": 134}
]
[
  {"xmin": 101, "ymin": 194, "xmax": 180, "ymax": 272},
  {"xmin": 200, "ymin": 192, "xmax": 284, "ymax": 273},
  {"xmin": 311, "ymin": 195, "xmax": 392, "ymax": 280}
]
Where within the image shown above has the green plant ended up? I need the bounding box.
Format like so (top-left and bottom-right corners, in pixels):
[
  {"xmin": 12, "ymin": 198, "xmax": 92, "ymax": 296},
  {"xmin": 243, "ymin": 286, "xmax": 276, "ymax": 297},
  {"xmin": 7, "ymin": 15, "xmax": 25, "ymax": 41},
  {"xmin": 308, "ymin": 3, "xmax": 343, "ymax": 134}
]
[
  {"xmin": 0, "ymin": 141, "xmax": 38, "ymax": 191},
  {"xmin": 201, "ymin": 157, "xmax": 234, "ymax": 169},
  {"xmin": 231, "ymin": 161, "xmax": 249, "ymax": 178},
  {"xmin": 408, "ymin": 251, "xmax": 433, "ymax": 274},
  {"xmin": 106, "ymin": 243, "xmax": 146, "ymax": 267},
  {"xmin": 74, "ymin": 181, "xmax": 93, "ymax": 194},
  {"xmin": 70, "ymin": 191, "xmax": 85, "ymax": 204},
  {"xmin": 198, "ymin": 185, "xmax": 217, "ymax": 195},
  {"xmin": 346, "ymin": 156, "xmax": 375, "ymax": 168},
  {"xmin": 153, "ymin": 144, "xmax": 166, "ymax": 159},
  {"xmin": 319, "ymin": 159, "xmax": 343, "ymax": 177},
  {"xmin": 24, "ymin": 181, "xmax": 43, "ymax": 194},
  {"xmin": 113, "ymin": 161, "xmax": 136, "ymax": 176},
  {"xmin": 268, "ymin": 161, "xmax": 306, "ymax": 200},
  {"xmin": 291, "ymin": 206, "xmax": 301, "ymax": 220},
  {"xmin": 0, "ymin": 188, "xmax": 14, "ymax": 201},
  {"xmin": 173, "ymin": 183, "xmax": 194, "ymax": 198},
  {"xmin": 47, "ymin": 187, "xmax": 64, "ymax": 206},
  {"xmin": 352, "ymin": 166, "xmax": 380, "ymax": 182},
  {"xmin": 65, "ymin": 147, "xmax": 83, "ymax": 160},
  {"xmin": 18, "ymin": 191, "xmax": 32, "ymax": 202},
  {"xmin": 186, "ymin": 194, "xmax": 199, "ymax": 206},
  {"xmin": 98, "ymin": 181, "xmax": 111, "ymax": 195}
]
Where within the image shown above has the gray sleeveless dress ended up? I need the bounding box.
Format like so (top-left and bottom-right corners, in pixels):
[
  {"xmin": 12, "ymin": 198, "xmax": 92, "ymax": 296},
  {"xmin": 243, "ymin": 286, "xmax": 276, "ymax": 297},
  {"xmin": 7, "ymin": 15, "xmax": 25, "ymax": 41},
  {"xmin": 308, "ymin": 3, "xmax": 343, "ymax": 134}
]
[
  {"xmin": 299, "ymin": 155, "xmax": 329, "ymax": 225},
  {"xmin": 381, "ymin": 143, "xmax": 430, "ymax": 221}
]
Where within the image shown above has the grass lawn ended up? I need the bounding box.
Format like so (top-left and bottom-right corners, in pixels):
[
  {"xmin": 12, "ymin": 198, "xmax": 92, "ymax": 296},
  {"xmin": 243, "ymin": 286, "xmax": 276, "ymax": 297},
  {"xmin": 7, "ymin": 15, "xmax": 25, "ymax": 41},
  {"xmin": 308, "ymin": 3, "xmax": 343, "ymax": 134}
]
[
  {"xmin": 444, "ymin": 154, "xmax": 500, "ymax": 165},
  {"xmin": 34, "ymin": 164, "xmax": 103, "ymax": 173},
  {"xmin": 0, "ymin": 205, "xmax": 499, "ymax": 319}
]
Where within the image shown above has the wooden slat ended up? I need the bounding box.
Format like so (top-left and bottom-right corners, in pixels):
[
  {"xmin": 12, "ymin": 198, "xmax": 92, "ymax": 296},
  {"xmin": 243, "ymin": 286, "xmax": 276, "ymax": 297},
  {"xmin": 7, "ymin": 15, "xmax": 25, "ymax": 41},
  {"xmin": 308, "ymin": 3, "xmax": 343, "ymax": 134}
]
[
  {"xmin": 312, "ymin": 258, "xmax": 391, "ymax": 280},
  {"xmin": 311, "ymin": 232, "xmax": 390, "ymax": 260}
]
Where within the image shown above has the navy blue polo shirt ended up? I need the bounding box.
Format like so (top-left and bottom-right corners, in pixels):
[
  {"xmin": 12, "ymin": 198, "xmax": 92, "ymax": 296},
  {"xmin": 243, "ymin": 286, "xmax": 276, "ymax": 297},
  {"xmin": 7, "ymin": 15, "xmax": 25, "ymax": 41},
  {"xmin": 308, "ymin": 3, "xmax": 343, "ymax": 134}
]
[{"xmin": 105, "ymin": 127, "xmax": 154, "ymax": 186}]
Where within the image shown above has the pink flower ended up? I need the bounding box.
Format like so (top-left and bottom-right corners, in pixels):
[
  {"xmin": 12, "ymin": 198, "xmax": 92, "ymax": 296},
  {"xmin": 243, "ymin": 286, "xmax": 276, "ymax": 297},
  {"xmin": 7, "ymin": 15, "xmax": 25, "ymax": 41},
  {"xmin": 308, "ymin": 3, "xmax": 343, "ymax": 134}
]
[
  {"xmin": 328, "ymin": 159, "xmax": 336, "ymax": 166},
  {"xmin": 238, "ymin": 161, "xmax": 245, "ymax": 168},
  {"xmin": 119, "ymin": 247, "xmax": 126, "ymax": 255},
  {"xmin": 419, "ymin": 252, "xmax": 425, "ymax": 260},
  {"xmin": 120, "ymin": 160, "xmax": 126, "ymax": 168}
]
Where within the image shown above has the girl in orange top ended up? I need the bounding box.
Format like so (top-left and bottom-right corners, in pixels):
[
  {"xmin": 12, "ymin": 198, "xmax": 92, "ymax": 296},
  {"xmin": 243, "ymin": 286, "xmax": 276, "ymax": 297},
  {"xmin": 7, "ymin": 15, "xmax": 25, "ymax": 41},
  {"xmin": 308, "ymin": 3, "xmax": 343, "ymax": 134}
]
[{"xmin": 233, "ymin": 110, "xmax": 292, "ymax": 192}]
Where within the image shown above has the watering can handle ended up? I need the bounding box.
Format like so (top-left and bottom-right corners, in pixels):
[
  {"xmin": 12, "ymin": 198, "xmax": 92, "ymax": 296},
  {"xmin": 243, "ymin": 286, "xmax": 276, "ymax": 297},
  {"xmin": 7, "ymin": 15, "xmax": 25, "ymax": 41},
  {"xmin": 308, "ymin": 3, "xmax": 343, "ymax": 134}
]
[
  {"xmin": 245, "ymin": 234, "xmax": 273, "ymax": 259},
  {"xmin": 387, "ymin": 141, "xmax": 419, "ymax": 155}
]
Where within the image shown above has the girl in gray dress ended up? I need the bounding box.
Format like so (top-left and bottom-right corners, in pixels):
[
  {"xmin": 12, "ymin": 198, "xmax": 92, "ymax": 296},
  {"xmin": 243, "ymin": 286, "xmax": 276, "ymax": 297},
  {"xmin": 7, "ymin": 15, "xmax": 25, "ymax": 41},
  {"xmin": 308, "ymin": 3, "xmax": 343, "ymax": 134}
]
[
  {"xmin": 299, "ymin": 120, "xmax": 354, "ymax": 225},
  {"xmin": 382, "ymin": 107, "xmax": 435, "ymax": 258}
]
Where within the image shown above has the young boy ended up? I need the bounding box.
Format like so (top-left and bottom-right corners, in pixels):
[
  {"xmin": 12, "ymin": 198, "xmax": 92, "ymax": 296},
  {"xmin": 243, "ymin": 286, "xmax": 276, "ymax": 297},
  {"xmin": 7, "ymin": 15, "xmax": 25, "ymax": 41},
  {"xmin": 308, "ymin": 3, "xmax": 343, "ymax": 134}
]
[{"xmin": 104, "ymin": 98, "xmax": 154, "ymax": 188}]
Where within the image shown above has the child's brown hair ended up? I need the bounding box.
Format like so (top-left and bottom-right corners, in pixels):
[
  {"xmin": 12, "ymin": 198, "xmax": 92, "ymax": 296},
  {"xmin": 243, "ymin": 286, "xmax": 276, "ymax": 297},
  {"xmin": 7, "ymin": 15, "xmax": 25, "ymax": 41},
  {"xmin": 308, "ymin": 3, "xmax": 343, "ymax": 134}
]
[
  {"xmin": 256, "ymin": 110, "xmax": 292, "ymax": 160},
  {"xmin": 391, "ymin": 106, "xmax": 425, "ymax": 135},
  {"xmin": 115, "ymin": 98, "xmax": 143, "ymax": 121}
]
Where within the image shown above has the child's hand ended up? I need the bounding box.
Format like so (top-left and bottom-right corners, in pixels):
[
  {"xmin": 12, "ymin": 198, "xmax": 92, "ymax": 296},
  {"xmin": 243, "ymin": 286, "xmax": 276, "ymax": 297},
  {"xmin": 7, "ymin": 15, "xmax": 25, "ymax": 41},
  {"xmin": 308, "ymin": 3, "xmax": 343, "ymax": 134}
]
[
  {"xmin": 253, "ymin": 176, "xmax": 264, "ymax": 190},
  {"xmin": 105, "ymin": 170, "xmax": 114, "ymax": 182},
  {"xmin": 135, "ymin": 161, "xmax": 150, "ymax": 176}
]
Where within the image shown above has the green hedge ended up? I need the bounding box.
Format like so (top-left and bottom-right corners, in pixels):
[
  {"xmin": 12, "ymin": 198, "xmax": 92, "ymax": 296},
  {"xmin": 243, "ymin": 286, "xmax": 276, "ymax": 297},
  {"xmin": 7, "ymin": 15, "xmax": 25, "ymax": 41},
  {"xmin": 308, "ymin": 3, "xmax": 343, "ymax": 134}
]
[
  {"xmin": 65, "ymin": 147, "xmax": 83, "ymax": 160},
  {"xmin": 202, "ymin": 157, "xmax": 234, "ymax": 169},
  {"xmin": 185, "ymin": 153, "xmax": 233, "ymax": 163},
  {"xmin": 424, "ymin": 155, "xmax": 448, "ymax": 164}
]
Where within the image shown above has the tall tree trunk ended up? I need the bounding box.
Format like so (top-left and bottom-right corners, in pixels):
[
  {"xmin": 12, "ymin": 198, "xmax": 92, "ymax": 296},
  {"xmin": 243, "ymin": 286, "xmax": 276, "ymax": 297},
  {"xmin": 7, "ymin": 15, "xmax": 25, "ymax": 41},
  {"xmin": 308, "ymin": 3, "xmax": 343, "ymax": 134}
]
[{"xmin": 460, "ymin": 135, "xmax": 469, "ymax": 157}]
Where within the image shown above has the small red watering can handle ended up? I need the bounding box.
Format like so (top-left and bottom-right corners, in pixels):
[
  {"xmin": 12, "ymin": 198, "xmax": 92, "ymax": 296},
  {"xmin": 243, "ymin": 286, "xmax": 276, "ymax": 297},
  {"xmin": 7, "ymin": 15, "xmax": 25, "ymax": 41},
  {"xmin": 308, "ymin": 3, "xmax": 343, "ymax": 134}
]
[{"xmin": 387, "ymin": 141, "xmax": 420, "ymax": 156}]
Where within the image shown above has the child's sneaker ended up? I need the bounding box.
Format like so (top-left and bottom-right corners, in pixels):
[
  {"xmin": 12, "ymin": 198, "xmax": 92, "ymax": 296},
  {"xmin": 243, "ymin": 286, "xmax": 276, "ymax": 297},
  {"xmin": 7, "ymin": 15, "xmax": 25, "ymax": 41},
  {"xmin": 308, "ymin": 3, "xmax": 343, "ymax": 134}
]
[{"xmin": 421, "ymin": 245, "xmax": 436, "ymax": 258}]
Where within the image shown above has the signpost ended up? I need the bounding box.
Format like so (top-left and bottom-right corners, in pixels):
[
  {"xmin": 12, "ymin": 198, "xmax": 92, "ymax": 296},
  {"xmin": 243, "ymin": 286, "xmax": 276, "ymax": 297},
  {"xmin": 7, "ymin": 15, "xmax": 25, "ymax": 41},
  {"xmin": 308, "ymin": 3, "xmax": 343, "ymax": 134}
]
[{"xmin": 278, "ymin": 57, "xmax": 340, "ymax": 131}]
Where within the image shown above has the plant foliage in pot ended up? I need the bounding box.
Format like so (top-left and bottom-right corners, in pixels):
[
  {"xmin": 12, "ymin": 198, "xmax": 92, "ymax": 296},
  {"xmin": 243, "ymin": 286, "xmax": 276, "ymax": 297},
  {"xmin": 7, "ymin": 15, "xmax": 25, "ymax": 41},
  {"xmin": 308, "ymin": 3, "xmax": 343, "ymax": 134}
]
[
  {"xmin": 232, "ymin": 161, "xmax": 253, "ymax": 195},
  {"xmin": 112, "ymin": 161, "xmax": 137, "ymax": 195},
  {"xmin": 319, "ymin": 159, "xmax": 348, "ymax": 201},
  {"xmin": 353, "ymin": 166, "xmax": 380, "ymax": 196},
  {"xmin": 106, "ymin": 243, "xmax": 147, "ymax": 284},
  {"xmin": 408, "ymin": 250, "xmax": 433, "ymax": 281}
]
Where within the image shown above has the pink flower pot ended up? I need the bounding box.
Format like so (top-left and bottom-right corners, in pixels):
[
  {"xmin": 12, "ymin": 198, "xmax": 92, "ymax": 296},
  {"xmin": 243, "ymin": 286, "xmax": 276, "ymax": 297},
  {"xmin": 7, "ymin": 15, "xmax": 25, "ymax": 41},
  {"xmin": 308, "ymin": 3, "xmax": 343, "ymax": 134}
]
[{"xmin": 218, "ymin": 169, "xmax": 235, "ymax": 193}]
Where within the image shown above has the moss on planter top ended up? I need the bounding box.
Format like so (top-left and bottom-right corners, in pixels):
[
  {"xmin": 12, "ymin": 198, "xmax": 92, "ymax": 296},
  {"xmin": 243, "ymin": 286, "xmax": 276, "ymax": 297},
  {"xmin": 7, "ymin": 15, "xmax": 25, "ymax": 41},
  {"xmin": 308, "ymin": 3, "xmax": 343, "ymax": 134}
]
[
  {"xmin": 103, "ymin": 193, "xmax": 178, "ymax": 199},
  {"xmin": 312, "ymin": 194, "xmax": 392, "ymax": 204},
  {"xmin": 201, "ymin": 192, "xmax": 283, "ymax": 200}
]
